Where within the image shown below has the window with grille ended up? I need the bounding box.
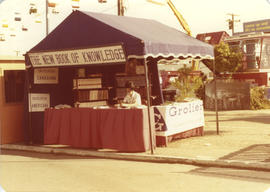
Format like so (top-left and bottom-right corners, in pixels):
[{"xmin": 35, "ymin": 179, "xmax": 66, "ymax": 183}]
[{"xmin": 4, "ymin": 70, "xmax": 25, "ymax": 103}]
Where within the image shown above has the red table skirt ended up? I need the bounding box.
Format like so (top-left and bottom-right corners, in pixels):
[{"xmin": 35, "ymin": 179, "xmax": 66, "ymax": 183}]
[{"xmin": 44, "ymin": 108, "xmax": 154, "ymax": 152}]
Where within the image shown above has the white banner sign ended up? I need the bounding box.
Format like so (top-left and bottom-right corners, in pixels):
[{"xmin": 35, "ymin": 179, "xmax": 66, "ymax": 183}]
[
  {"xmin": 34, "ymin": 68, "xmax": 58, "ymax": 84},
  {"xmin": 154, "ymin": 100, "xmax": 205, "ymax": 136},
  {"xmin": 29, "ymin": 93, "xmax": 50, "ymax": 112},
  {"xmin": 28, "ymin": 44, "xmax": 126, "ymax": 67}
]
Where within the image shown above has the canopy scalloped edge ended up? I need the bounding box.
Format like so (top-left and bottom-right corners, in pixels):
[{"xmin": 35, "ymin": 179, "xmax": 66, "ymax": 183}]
[{"xmin": 127, "ymin": 53, "xmax": 214, "ymax": 60}]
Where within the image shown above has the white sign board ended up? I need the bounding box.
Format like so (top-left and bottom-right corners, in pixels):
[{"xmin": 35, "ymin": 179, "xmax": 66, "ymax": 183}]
[
  {"xmin": 34, "ymin": 68, "xmax": 58, "ymax": 84},
  {"xmin": 29, "ymin": 93, "xmax": 50, "ymax": 112},
  {"xmin": 28, "ymin": 44, "xmax": 126, "ymax": 67},
  {"xmin": 154, "ymin": 100, "xmax": 205, "ymax": 136}
]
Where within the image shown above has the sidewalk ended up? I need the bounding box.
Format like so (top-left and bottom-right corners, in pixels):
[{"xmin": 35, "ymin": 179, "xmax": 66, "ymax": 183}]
[{"xmin": 2, "ymin": 109, "xmax": 270, "ymax": 171}]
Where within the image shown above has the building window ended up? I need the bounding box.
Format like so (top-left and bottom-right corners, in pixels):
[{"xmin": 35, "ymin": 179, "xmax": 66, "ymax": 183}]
[
  {"xmin": 243, "ymin": 39, "xmax": 261, "ymax": 69},
  {"xmin": 261, "ymin": 38, "xmax": 270, "ymax": 69},
  {"xmin": 4, "ymin": 70, "xmax": 25, "ymax": 103}
]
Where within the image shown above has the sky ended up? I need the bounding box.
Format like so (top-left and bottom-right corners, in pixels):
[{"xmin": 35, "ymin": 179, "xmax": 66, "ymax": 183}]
[{"xmin": 0, "ymin": 0, "xmax": 270, "ymax": 56}]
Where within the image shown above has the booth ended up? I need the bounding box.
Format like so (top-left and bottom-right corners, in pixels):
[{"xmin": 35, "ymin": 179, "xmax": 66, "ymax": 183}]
[{"xmin": 25, "ymin": 11, "xmax": 214, "ymax": 152}]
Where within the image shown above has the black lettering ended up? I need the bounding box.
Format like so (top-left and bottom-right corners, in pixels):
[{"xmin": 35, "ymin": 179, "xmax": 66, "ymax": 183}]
[
  {"xmin": 71, "ymin": 52, "xmax": 79, "ymax": 63},
  {"xmin": 109, "ymin": 50, "xmax": 115, "ymax": 60},
  {"xmin": 93, "ymin": 51, "xmax": 102, "ymax": 61},
  {"xmin": 30, "ymin": 55, "xmax": 41, "ymax": 65},
  {"xmin": 55, "ymin": 54, "xmax": 71, "ymax": 64},
  {"xmin": 118, "ymin": 48, "xmax": 125, "ymax": 59},
  {"xmin": 82, "ymin": 52, "xmax": 88, "ymax": 62},
  {"xmin": 113, "ymin": 49, "xmax": 120, "ymax": 60},
  {"xmin": 86, "ymin": 52, "xmax": 93, "ymax": 62},
  {"xmin": 169, "ymin": 107, "xmax": 177, "ymax": 116},
  {"xmin": 178, "ymin": 107, "xmax": 182, "ymax": 115},
  {"xmin": 90, "ymin": 52, "xmax": 97, "ymax": 62},
  {"xmin": 104, "ymin": 49, "xmax": 112, "ymax": 60},
  {"xmin": 64, "ymin": 54, "xmax": 71, "ymax": 63},
  {"xmin": 200, "ymin": 104, "xmax": 203, "ymax": 110},
  {"xmin": 183, "ymin": 107, "xmax": 188, "ymax": 114},
  {"xmin": 42, "ymin": 55, "xmax": 55, "ymax": 65}
]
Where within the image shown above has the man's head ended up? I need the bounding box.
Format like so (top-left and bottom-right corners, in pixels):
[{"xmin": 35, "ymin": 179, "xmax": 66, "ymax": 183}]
[{"xmin": 125, "ymin": 81, "xmax": 135, "ymax": 94}]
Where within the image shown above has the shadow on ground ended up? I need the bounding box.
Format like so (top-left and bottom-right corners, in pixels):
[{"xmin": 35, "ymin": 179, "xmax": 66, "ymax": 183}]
[
  {"xmin": 206, "ymin": 115, "xmax": 270, "ymax": 125},
  {"xmin": 187, "ymin": 144, "xmax": 270, "ymax": 184},
  {"xmin": 203, "ymin": 130, "xmax": 228, "ymax": 136},
  {"xmin": 219, "ymin": 144, "xmax": 270, "ymax": 163}
]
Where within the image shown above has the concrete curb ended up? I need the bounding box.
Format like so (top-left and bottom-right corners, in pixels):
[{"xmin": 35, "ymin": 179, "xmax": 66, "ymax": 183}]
[{"xmin": 2, "ymin": 144, "xmax": 270, "ymax": 172}]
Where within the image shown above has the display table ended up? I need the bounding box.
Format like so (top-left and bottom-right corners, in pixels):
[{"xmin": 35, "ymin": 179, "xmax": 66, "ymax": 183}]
[
  {"xmin": 153, "ymin": 100, "xmax": 204, "ymax": 146},
  {"xmin": 44, "ymin": 107, "xmax": 155, "ymax": 152}
]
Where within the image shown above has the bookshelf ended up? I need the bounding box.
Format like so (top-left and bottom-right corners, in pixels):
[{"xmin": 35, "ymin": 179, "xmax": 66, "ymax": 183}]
[{"xmin": 73, "ymin": 77, "xmax": 108, "ymax": 107}]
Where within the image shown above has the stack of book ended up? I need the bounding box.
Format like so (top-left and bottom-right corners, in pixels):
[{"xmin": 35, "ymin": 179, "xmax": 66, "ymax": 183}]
[
  {"xmin": 77, "ymin": 90, "xmax": 108, "ymax": 101},
  {"xmin": 73, "ymin": 78, "xmax": 102, "ymax": 89},
  {"xmin": 79, "ymin": 101, "xmax": 107, "ymax": 108}
]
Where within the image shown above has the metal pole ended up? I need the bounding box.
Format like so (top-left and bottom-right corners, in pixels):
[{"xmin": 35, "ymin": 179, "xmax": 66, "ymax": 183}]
[
  {"xmin": 232, "ymin": 14, "xmax": 234, "ymax": 35},
  {"xmin": 117, "ymin": 0, "xmax": 124, "ymax": 16},
  {"xmin": 213, "ymin": 60, "xmax": 219, "ymax": 134},
  {"xmin": 46, "ymin": 0, "xmax": 49, "ymax": 36},
  {"xmin": 144, "ymin": 58, "xmax": 154, "ymax": 154}
]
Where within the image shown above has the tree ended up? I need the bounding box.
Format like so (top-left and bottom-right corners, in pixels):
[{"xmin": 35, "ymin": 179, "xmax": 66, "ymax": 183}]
[
  {"xmin": 170, "ymin": 65, "xmax": 204, "ymax": 102},
  {"xmin": 204, "ymin": 41, "xmax": 242, "ymax": 75}
]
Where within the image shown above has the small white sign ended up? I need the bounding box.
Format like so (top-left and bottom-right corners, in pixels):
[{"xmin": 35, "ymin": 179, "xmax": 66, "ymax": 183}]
[
  {"xmin": 29, "ymin": 93, "xmax": 50, "ymax": 112},
  {"xmin": 154, "ymin": 100, "xmax": 204, "ymax": 136},
  {"xmin": 28, "ymin": 44, "xmax": 126, "ymax": 67},
  {"xmin": 34, "ymin": 68, "xmax": 58, "ymax": 84}
]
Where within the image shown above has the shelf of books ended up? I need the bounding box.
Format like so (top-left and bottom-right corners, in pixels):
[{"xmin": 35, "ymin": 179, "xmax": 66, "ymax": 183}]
[{"xmin": 73, "ymin": 77, "xmax": 108, "ymax": 107}]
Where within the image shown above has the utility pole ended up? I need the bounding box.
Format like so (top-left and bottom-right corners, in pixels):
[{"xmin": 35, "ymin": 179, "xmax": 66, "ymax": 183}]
[
  {"xmin": 117, "ymin": 0, "xmax": 124, "ymax": 16},
  {"xmin": 227, "ymin": 13, "xmax": 240, "ymax": 36},
  {"xmin": 46, "ymin": 0, "xmax": 49, "ymax": 36}
]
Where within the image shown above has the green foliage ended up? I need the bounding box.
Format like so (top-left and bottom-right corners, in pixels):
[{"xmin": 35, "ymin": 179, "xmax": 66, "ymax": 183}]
[
  {"xmin": 170, "ymin": 65, "xmax": 204, "ymax": 102},
  {"xmin": 204, "ymin": 42, "xmax": 242, "ymax": 75},
  {"xmin": 250, "ymin": 86, "xmax": 270, "ymax": 110}
]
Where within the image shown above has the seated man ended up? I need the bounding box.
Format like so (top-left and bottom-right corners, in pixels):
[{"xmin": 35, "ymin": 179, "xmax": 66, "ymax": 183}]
[{"xmin": 121, "ymin": 81, "xmax": 142, "ymax": 107}]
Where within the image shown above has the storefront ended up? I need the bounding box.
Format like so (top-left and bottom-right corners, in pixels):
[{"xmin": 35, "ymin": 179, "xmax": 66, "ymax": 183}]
[{"xmin": 25, "ymin": 10, "xmax": 213, "ymax": 151}]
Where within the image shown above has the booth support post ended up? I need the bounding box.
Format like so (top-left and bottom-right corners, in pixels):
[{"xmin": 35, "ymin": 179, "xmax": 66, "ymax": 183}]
[
  {"xmin": 29, "ymin": 69, "xmax": 33, "ymax": 144},
  {"xmin": 213, "ymin": 60, "xmax": 219, "ymax": 134},
  {"xmin": 144, "ymin": 58, "xmax": 154, "ymax": 154},
  {"xmin": 27, "ymin": 69, "xmax": 33, "ymax": 144}
]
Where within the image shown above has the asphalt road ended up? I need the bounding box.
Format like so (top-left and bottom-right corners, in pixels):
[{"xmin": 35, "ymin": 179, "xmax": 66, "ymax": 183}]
[{"xmin": 1, "ymin": 150, "xmax": 270, "ymax": 192}]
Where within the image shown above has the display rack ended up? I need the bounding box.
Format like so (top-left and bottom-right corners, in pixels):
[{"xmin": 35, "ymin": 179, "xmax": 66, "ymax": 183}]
[{"xmin": 73, "ymin": 77, "xmax": 108, "ymax": 107}]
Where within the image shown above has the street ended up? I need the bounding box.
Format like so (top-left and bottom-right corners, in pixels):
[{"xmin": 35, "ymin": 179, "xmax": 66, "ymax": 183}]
[{"xmin": 1, "ymin": 150, "xmax": 270, "ymax": 192}]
